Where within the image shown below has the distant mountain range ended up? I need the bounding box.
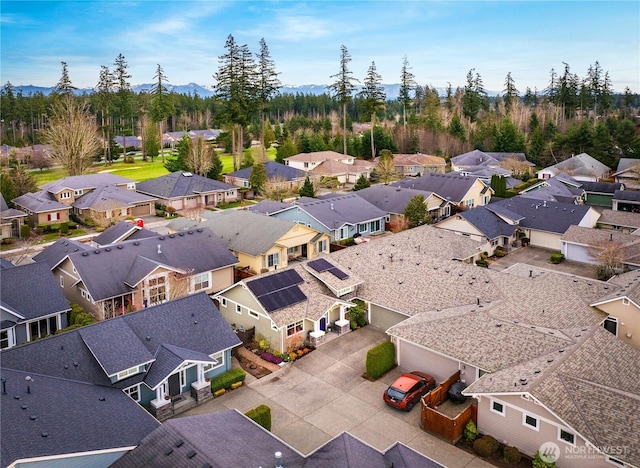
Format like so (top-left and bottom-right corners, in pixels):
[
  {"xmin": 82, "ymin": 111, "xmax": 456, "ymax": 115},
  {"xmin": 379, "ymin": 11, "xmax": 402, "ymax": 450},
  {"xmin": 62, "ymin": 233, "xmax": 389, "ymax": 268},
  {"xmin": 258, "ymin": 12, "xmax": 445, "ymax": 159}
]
[{"xmin": 11, "ymin": 83, "xmax": 472, "ymax": 99}]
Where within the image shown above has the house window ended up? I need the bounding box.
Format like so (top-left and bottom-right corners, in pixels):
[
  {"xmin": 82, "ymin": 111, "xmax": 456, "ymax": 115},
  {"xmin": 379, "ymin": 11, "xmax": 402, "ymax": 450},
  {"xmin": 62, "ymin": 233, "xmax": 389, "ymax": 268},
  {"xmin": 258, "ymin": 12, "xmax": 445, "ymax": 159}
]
[
  {"xmin": 204, "ymin": 352, "xmax": 223, "ymax": 372},
  {"xmin": 127, "ymin": 183, "xmax": 135, "ymax": 190},
  {"xmin": 236, "ymin": 304, "xmax": 242, "ymax": 314},
  {"xmin": 47, "ymin": 212, "xmax": 60, "ymax": 221},
  {"xmin": 622, "ymin": 298, "xmax": 629, "ymax": 305},
  {"xmin": 124, "ymin": 385, "xmax": 140, "ymax": 402},
  {"xmin": 339, "ymin": 226, "xmax": 349, "ymax": 239},
  {"xmin": 147, "ymin": 276, "xmax": 167, "ymax": 305},
  {"xmin": 29, "ymin": 316, "xmax": 58, "ymax": 340},
  {"xmin": 243, "ymin": 181, "xmax": 250, "ymax": 188},
  {"xmin": 603, "ymin": 317, "xmax": 618, "ymax": 336},
  {"xmin": 491, "ymin": 238, "xmax": 499, "ymax": 246},
  {"xmin": 523, "ymin": 414, "xmax": 539, "ymax": 430},
  {"xmin": 490, "ymin": 399, "xmax": 505, "ymax": 416},
  {"xmin": 358, "ymin": 223, "xmax": 367, "ymax": 233},
  {"xmin": 193, "ymin": 272, "xmax": 210, "ymax": 291},
  {"xmin": 248, "ymin": 310, "xmax": 259, "ymax": 319},
  {"xmin": 267, "ymin": 253, "xmax": 280, "ymax": 268},
  {"xmin": 1, "ymin": 329, "xmax": 12, "ymax": 349},
  {"xmin": 558, "ymin": 428, "xmax": 575, "ymax": 445},
  {"xmin": 117, "ymin": 366, "xmax": 142, "ymax": 380},
  {"xmin": 60, "ymin": 275, "xmax": 64, "ymax": 287},
  {"xmin": 370, "ymin": 220, "xmax": 381, "ymax": 232},
  {"xmin": 286, "ymin": 320, "xmax": 304, "ymax": 336},
  {"xmin": 304, "ymin": 162, "xmax": 309, "ymax": 168},
  {"xmin": 60, "ymin": 192, "xmax": 71, "ymax": 199},
  {"xmin": 465, "ymin": 199, "xmax": 475, "ymax": 208},
  {"xmin": 220, "ymin": 297, "xmax": 227, "ymax": 307},
  {"xmin": 73, "ymin": 189, "xmax": 83, "ymax": 196},
  {"xmin": 287, "ymin": 246, "xmax": 298, "ymax": 256},
  {"xmin": 179, "ymin": 369, "xmax": 186, "ymax": 388},
  {"xmin": 318, "ymin": 239, "xmax": 327, "ymax": 253}
]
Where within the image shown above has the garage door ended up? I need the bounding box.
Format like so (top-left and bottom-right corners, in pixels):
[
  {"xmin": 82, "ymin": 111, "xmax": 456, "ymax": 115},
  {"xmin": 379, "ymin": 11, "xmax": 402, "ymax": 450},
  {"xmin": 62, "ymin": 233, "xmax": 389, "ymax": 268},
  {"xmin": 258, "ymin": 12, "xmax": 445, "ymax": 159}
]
[
  {"xmin": 397, "ymin": 340, "xmax": 459, "ymax": 384},
  {"xmin": 369, "ymin": 304, "xmax": 408, "ymax": 330}
]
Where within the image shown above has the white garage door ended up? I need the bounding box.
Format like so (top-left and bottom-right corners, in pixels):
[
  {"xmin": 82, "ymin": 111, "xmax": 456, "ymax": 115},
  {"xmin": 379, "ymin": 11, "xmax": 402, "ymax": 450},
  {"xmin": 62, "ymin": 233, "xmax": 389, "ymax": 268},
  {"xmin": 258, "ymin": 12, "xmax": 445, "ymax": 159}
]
[{"xmin": 397, "ymin": 339, "xmax": 459, "ymax": 384}]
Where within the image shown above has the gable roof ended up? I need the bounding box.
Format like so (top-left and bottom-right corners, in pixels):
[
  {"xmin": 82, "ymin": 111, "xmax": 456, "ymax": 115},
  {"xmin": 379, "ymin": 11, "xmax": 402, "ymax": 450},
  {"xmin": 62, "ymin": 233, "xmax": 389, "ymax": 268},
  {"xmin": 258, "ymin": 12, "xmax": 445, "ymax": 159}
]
[
  {"xmin": 72, "ymin": 184, "xmax": 156, "ymax": 211},
  {"xmin": 226, "ymin": 161, "xmax": 307, "ymax": 181},
  {"xmin": 390, "ymin": 173, "xmax": 485, "ymax": 203},
  {"xmin": 0, "ymin": 262, "xmax": 71, "ymax": 322},
  {"xmin": 285, "ymin": 150, "xmax": 349, "ymax": 163},
  {"xmin": 354, "ymin": 185, "xmax": 444, "ymax": 215},
  {"xmin": 613, "ymin": 189, "xmax": 640, "ymax": 202},
  {"xmin": 613, "ymin": 157, "xmax": 640, "ymax": 175},
  {"xmin": 518, "ymin": 176, "xmax": 584, "ymax": 204},
  {"xmin": 0, "ymin": 193, "xmax": 27, "ymax": 220},
  {"xmin": 488, "ymin": 196, "xmax": 592, "ymax": 234},
  {"xmin": 93, "ymin": 222, "xmax": 160, "ymax": 246},
  {"xmin": 293, "ymin": 194, "xmax": 387, "ymax": 229},
  {"xmin": 33, "ymin": 228, "xmax": 238, "ymax": 301},
  {"xmin": 538, "ymin": 153, "xmax": 611, "ymax": 178},
  {"xmin": 392, "ymin": 153, "xmax": 446, "ymax": 167},
  {"xmin": 448, "ymin": 205, "xmax": 518, "ymax": 240},
  {"xmin": 41, "ymin": 174, "xmax": 133, "ymax": 193},
  {"xmin": 579, "ymin": 180, "xmax": 623, "ymax": 194},
  {"xmin": 597, "ymin": 209, "xmax": 640, "ymax": 230},
  {"xmin": 247, "ymin": 200, "xmax": 291, "ymax": 215},
  {"xmin": 12, "ymin": 191, "xmax": 69, "ymax": 213},
  {"xmin": 451, "ymin": 149, "xmax": 499, "ymax": 168},
  {"xmin": 135, "ymin": 172, "xmax": 236, "ymax": 199}
]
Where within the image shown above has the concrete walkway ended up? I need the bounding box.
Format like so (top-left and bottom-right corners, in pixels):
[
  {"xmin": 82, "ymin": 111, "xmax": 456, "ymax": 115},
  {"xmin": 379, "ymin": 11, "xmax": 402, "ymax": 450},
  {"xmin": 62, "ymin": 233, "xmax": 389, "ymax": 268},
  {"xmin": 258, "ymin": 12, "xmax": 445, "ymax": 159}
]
[{"xmin": 179, "ymin": 326, "xmax": 492, "ymax": 468}]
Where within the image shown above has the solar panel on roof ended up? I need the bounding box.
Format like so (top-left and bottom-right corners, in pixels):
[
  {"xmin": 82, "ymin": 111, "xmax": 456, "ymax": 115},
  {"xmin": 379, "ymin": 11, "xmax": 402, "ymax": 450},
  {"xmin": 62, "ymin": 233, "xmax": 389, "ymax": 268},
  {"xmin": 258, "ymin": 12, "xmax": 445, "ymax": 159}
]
[
  {"xmin": 329, "ymin": 267, "xmax": 349, "ymax": 280},
  {"xmin": 308, "ymin": 258, "xmax": 333, "ymax": 273},
  {"xmin": 259, "ymin": 287, "xmax": 307, "ymax": 312},
  {"xmin": 245, "ymin": 269, "xmax": 307, "ymax": 312}
]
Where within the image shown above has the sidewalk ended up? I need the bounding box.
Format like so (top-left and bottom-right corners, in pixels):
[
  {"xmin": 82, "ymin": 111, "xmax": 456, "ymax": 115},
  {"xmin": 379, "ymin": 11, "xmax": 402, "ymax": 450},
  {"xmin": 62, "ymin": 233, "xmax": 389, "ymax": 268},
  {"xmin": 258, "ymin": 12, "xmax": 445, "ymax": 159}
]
[{"xmin": 180, "ymin": 326, "xmax": 492, "ymax": 467}]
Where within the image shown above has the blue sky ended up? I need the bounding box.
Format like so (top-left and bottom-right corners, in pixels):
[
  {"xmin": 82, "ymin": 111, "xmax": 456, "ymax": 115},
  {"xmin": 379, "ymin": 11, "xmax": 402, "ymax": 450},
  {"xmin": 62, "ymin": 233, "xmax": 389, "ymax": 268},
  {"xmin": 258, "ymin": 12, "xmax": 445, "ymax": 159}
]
[{"xmin": 1, "ymin": 1, "xmax": 639, "ymax": 94}]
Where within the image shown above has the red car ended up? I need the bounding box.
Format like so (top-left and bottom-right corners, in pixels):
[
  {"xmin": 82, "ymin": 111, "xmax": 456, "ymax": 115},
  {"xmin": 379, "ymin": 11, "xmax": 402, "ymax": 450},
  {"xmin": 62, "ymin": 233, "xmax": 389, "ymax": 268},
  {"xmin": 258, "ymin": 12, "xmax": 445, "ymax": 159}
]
[{"xmin": 383, "ymin": 371, "xmax": 436, "ymax": 411}]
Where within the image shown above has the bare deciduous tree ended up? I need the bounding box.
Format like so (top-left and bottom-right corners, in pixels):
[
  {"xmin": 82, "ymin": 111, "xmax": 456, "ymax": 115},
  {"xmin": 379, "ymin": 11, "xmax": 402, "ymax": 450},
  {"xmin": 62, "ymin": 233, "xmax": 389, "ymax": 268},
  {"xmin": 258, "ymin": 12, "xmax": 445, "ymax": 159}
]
[
  {"xmin": 186, "ymin": 137, "xmax": 213, "ymax": 176},
  {"xmin": 589, "ymin": 237, "xmax": 625, "ymax": 280},
  {"xmin": 41, "ymin": 96, "xmax": 101, "ymax": 176},
  {"xmin": 180, "ymin": 204, "xmax": 205, "ymax": 222},
  {"xmin": 167, "ymin": 268, "xmax": 194, "ymax": 301}
]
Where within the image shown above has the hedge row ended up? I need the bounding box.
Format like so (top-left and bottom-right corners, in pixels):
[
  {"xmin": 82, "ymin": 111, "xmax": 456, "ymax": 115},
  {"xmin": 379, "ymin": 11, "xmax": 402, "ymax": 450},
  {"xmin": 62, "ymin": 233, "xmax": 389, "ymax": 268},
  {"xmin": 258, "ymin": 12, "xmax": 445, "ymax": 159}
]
[
  {"xmin": 209, "ymin": 368, "xmax": 246, "ymax": 393},
  {"xmin": 365, "ymin": 341, "xmax": 395, "ymax": 379},
  {"xmin": 245, "ymin": 404, "xmax": 271, "ymax": 431}
]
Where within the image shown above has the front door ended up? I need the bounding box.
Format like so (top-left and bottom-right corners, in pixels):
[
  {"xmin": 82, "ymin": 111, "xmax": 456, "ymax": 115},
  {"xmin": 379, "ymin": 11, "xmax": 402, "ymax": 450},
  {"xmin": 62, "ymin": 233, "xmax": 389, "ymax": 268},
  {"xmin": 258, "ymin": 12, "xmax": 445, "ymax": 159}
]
[
  {"xmin": 320, "ymin": 317, "xmax": 326, "ymax": 331},
  {"xmin": 168, "ymin": 373, "xmax": 181, "ymax": 397},
  {"xmin": 301, "ymin": 244, "xmax": 308, "ymax": 258}
]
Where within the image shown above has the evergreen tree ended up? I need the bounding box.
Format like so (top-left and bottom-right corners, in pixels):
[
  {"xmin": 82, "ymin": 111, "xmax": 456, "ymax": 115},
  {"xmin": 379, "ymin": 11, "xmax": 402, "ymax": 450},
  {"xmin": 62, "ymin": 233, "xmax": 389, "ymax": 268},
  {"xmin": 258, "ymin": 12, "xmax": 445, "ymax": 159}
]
[
  {"xmin": 150, "ymin": 64, "xmax": 174, "ymax": 163},
  {"xmin": 164, "ymin": 134, "xmax": 190, "ymax": 172},
  {"xmin": 241, "ymin": 151, "xmax": 254, "ymax": 169},
  {"xmin": 359, "ymin": 61, "xmax": 385, "ymax": 158},
  {"xmin": 404, "ymin": 195, "xmax": 427, "ymax": 228},
  {"xmin": 54, "ymin": 61, "xmax": 77, "ymax": 95},
  {"xmin": 352, "ymin": 173, "xmax": 371, "ymax": 191},
  {"xmin": 144, "ymin": 123, "xmax": 160, "ymax": 161},
  {"xmin": 399, "ymin": 56, "xmax": 415, "ymax": 129},
  {"xmin": 448, "ymin": 112, "xmax": 466, "ymax": 142},
  {"xmin": 113, "ymin": 54, "xmax": 132, "ymax": 151},
  {"xmin": 256, "ymin": 38, "xmax": 281, "ymax": 161},
  {"xmin": 503, "ymin": 72, "xmax": 519, "ymax": 114},
  {"xmin": 276, "ymin": 138, "xmax": 298, "ymax": 163},
  {"xmin": 490, "ymin": 175, "xmax": 507, "ymax": 198},
  {"xmin": 328, "ymin": 45, "xmax": 359, "ymax": 155},
  {"xmin": 299, "ymin": 176, "xmax": 316, "ymax": 198},
  {"xmin": 248, "ymin": 162, "xmax": 267, "ymax": 194},
  {"xmin": 462, "ymin": 69, "xmax": 480, "ymax": 122},
  {"xmin": 207, "ymin": 151, "xmax": 224, "ymax": 180},
  {"xmin": 492, "ymin": 117, "xmax": 526, "ymax": 152},
  {"xmin": 96, "ymin": 65, "xmax": 115, "ymax": 164}
]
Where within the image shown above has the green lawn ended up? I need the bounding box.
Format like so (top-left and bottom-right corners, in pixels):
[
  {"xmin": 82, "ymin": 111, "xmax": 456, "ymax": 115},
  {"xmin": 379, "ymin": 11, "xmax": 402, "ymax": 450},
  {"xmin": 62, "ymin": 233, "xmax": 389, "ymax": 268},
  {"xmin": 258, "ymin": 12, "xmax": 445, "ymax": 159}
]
[{"xmin": 32, "ymin": 146, "xmax": 278, "ymax": 187}]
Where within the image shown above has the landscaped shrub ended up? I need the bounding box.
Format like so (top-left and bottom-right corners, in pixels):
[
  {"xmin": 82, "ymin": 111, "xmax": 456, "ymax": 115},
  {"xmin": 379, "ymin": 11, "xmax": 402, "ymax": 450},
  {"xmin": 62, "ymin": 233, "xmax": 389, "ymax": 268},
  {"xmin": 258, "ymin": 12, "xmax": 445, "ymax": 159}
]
[
  {"xmin": 549, "ymin": 252, "xmax": 564, "ymax": 264},
  {"xmin": 245, "ymin": 404, "xmax": 272, "ymax": 431},
  {"xmin": 347, "ymin": 299, "xmax": 367, "ymax": 327},
  {"xmin": 493, "ymin": 247, "xmax": 507, "ymax": 258},
  {"xmin": 533, "ymin": 450, "xmax": 556, "ymax": 468},
  {"xmin": 59, "ymin": 223, "xmax": 69, "ymax": 234},
  {"xmin": 504, "ymin": 446, "xmax": 522, "ymax": 464},
  {"xmin": 473, "ymin": 435, "xmax": 500, "ymax": 458},
  {"xmin": 476, "ymin": 258, "xmax": 489, "ymax": 268},
  {"xmin": 209, "ymin": 368, "xmax": 246, "ymax": 393},
  {"xmin": 365, "ymin": 341, "xmax": 395, "ymax": 379},
  {"xmin": 20, "ymin": 225, "xmax": 30, "ymax": 238},
  {"xmin": 463, "ymin": 419, "xmax": 478, "ymax": 442}
]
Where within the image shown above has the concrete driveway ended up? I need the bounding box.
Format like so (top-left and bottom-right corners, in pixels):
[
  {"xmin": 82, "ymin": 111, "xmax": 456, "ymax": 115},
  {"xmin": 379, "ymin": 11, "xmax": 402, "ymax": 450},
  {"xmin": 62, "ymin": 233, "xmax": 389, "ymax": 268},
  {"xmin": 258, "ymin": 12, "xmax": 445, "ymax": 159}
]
[
  {"xmin": 180, "ymin": 326, "xmax": 492, "ymax": 468},
  {"xmin": 488, "ymin": 245, "xmax": 596, "ymax": 279}
]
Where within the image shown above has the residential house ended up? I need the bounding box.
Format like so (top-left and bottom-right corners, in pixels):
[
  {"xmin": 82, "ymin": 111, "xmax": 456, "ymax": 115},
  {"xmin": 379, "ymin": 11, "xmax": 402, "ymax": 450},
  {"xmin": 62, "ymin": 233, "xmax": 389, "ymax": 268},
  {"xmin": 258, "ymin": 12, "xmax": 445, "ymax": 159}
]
[
  {"xmin": 390, "ymin": 153, "xmax": 446, "ymax": 176},
  {"xmin": 284, "ymin": 150, "xmax": 354, "ymax": 172},
  {"xmin": 12, "ymin": 191, "xmax": 71, "ymax": 228},
  {"xmin": 354, "ymin": 184, "xmax": 450, "ymax": 230},
  {"xmin": 518, "ymin": 174, "xmax": 584, "ymax": 204},
  {"xmin": 167, "ymin": 209, "xmax": 331, "ymax": 273},
  {"xmin": 33, "ymin": 228, "xmax": 239, "ymax": 320},
  {"xmin": 92, "ymin": 221, "xmax": 160, "ymax": 246},
  {"xmin": 591, "ymin": 269, "xmax": 640, "ymax": 350},
  {"xmin": 580, "ymin": 181, "xmax": 624, "ymax": 207},
  {"xmin": 40, "ymin": 174, "xmax": 136, "ymax": 202},
  {"xmin": 612, "ymin": 189, "xmax": 640, "ymax": 213},
  {"xmin": 0, "ymin": 193, "xmax": 27, "ymax": 240},
  {"xmin": 115, "ymin": 135, "xmax": 142, "ymax": 149},
  {"xmin": 111, "ymin": 410, "xmax": 443, "ymax": 468},
  {"xmin": 453, "ymin": 165, "xmax": 518, "ymax": 188},
  {"xmin": 537, "ymin": 153, "xmax": 611, "ymax": 181},
  {"xmin": 249, "ymin": 194, "xmax": 388, "ymax": 242},
  {"xmin": 451, "ymin": 150, "xmax": 534, "ymax": 175},
  {"xmin": 391, "ymin": 172, "xmax": 493, "ymax": 211},
  {"xmin": 136, "ymin": 171, "xmax": 239, "ymax": 211},
  {"xmin": 434, "ymin": 205, "xmax": 519, "ymax": 255},
  {"xmin": 487, "ymin": 196, "xmax": 599, "ymax": 250},
  {"xmin": 213, "ymin": 259, "xmax": 361, "ymax": 351},
  {"xmin": 560, "ymin": 225, "xmax": 640, "ymax": 271},
  {"xmin": 164, "ymin": 129, "xmax": 221, "ymax": 147},
  {"xmin": 613, "ymin": 158, "xmax": 640, "ymax": 189},
  {"xmin": 0, "ymin": 293, "xmax": 241, "ymax": 467},
  {"xmin": 284, "ymin": 151, "xmax": 375, "ymax": 184},
  {"xmin": 596, "ymin": 209, "xmax": 640, "ymax": 234},
  {"xmin": 224, "ymin": 161, "xmax": 308, "ymax": 194},
  {"xmin": 463, "ymin": 326, "xmax": 640, "ymax": 468},
  {"xmin": 70, "ymin": 184, "xmax": 156, "ymax": 224},
  {"xmin": 1, "ymin": 261, "xmax": 71, "ymax": 349}
]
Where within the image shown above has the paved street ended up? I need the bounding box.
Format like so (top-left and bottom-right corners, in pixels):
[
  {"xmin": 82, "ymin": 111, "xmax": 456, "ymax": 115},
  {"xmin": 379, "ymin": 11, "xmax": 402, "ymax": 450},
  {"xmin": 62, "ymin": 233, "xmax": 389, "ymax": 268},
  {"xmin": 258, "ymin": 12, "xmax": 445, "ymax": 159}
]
[{"xmin": 180, "ymin": 326, "xmax": 492, "ymax": 467}]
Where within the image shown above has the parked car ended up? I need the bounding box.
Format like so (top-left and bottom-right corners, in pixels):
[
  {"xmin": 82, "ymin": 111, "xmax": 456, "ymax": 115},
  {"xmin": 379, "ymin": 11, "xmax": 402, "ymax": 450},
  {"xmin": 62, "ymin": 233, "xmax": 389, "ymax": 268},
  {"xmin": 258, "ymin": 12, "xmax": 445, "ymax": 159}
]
[{"xmin": 383, "ymin": 371, "xmax": 436, "ymax": 411}]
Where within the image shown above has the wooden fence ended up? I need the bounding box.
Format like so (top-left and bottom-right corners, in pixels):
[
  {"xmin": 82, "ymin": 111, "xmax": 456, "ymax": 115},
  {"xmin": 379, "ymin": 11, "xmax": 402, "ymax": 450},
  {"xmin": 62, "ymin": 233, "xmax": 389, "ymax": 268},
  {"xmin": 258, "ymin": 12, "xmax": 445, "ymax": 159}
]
[{"xmin": 420, "ymin": 371, "xmax": 477, "ymax": 444}]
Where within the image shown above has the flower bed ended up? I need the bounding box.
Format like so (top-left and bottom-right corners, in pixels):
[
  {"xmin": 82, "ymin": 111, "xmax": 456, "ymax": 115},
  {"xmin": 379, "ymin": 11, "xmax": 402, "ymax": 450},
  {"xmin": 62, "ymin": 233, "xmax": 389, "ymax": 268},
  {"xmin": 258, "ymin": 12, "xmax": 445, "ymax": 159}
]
[{"xmin": 260, "ymin": 352, "xmax": 283, "ymax": 365}]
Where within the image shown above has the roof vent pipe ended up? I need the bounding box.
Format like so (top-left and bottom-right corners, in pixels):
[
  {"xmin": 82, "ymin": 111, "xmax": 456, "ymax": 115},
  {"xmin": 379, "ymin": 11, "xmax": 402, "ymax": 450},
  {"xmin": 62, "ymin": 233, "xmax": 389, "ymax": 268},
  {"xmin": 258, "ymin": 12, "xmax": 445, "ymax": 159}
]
[
  {"xmin": 157, "ymin": 244, "xmax": 162, "ymax": 254},
  {"xmin": 275, "ymin": 451, "xmax": 283, "ymax": 468}
]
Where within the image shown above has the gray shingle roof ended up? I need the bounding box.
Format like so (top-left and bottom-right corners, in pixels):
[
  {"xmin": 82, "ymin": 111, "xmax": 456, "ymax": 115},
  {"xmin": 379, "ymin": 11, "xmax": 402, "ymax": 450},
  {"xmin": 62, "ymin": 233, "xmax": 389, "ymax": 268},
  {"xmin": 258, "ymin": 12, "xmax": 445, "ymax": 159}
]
[
  {"xmin": 41, "ymin": 174, "xmax": 133, "ymax": 193},
  {"xmin": 598, "ymin": 209, "xmax": 640, "ymax": 229},
  {"xmin": 35, "ymin": 229, "xmax": 238, "ymax": 301},
  {"xmin": 580, "ymin": 180, "xmax": 623, "ymax": 194},
  {"xmin": 226, "ymin": 161, "xmax": 307, "ymax": 181},
  {"xmin": 354, "ymin": 185, "xmax": 439, "ymax": 215},
  {"xmin": 247, "ymin": 200, "xmax": 291, "ymax": 215},
  {"xmin": 489, "ymin": 196, "xmax": 591, "ymax": 234},
  {"xmin": 539, "ymin": 152, "xmax": 611, "ymax": 178},
  {"xmin": 454, "ymin": 206, "xmax": 518, "ymax": 240},
  {"xmin": 136, "ymin": 172, "xmax": 236, "ymax": 199},
  {"xmin": 451, "ymin": 149, "xmax": 498, "ymax": 167},
  {"xmin": 294, "ymin": 193, "xmax": 387, "ymax": 229},
  {"xmin": 144, "ymin": 344, "xmax": 215, "ymax": 389},
  {"xmin": 390, "ymin": 173, "xmax": 482, "ymax": 203},
  {"xmin": 613, "ymin": 189, "xmax": 640, "ymax": 202},
  {"xmin": 72, "ymin": 184, "xmax": 156, "ymax": 210},
  {"xmin": 93, "ymin": 222, "xmax": 159, "ymax": 246},
  {"xmin": 0, "ymin": 262, "xmax": 71, "ymax": 321},
  {"xmin": 12, "ymin": 191, "xmax": 69, "ymax": 213}
]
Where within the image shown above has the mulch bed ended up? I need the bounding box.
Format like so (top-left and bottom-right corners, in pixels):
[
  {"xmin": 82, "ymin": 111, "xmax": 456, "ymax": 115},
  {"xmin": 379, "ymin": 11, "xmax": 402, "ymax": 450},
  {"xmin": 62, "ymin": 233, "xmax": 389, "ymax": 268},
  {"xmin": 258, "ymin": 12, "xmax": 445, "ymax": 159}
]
[
  {"xmin": 455, "ymin": 438, "xmax": 533, "ymax": 468},
  {"xmin": 235, "ymin": 353, "xmax": 273, "ymax": 379}
]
